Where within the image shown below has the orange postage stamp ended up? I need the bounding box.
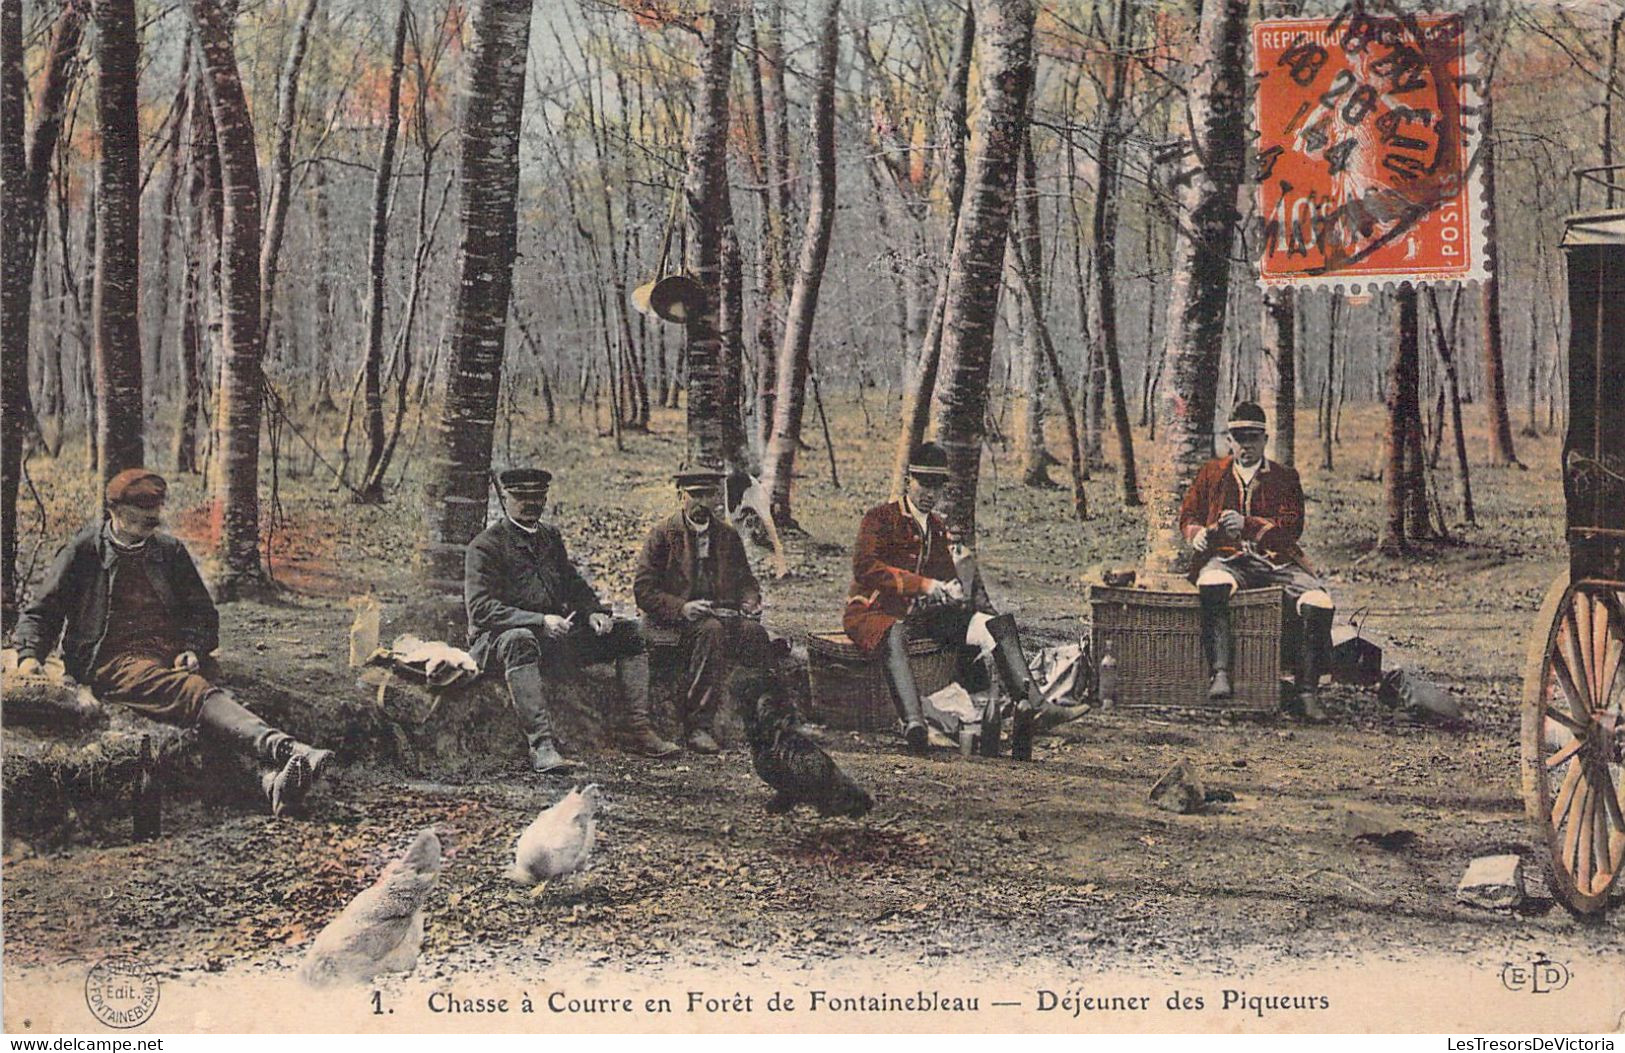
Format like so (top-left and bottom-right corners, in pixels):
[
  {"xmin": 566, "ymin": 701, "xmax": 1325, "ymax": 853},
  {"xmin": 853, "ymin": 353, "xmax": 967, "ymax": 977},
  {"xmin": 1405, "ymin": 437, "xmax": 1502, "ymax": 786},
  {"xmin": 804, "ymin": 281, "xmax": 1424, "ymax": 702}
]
[{"xmin": 1254, "ymin": 9, "xmax": 1486, "ymax": 289}]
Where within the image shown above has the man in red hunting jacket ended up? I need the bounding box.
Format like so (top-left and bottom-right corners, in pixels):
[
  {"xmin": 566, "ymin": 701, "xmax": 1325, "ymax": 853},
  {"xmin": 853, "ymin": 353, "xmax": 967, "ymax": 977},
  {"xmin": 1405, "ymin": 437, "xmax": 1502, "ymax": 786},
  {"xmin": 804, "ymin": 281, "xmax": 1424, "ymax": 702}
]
[
  {"xmin": 1180, "ymin": 401, "xmax": 1335, "ymax": 720},
  {"xmin": 844, "ymin": 442, "xmax": 1046, "ymax": 759}
]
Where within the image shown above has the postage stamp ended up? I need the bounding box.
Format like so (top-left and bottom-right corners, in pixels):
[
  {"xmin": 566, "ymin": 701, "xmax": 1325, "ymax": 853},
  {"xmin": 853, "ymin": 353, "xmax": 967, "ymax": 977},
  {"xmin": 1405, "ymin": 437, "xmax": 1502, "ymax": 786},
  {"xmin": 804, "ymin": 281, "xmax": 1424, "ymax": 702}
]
[{"xmin": 1254, "ymin": 7, "xmax": 1489, "ymax": 290}]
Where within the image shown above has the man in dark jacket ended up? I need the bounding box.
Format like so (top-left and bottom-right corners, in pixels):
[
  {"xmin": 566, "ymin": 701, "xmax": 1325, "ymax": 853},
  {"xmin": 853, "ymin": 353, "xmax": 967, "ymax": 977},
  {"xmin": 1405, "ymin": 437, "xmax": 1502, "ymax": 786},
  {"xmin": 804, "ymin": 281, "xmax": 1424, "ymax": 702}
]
[
  {"xmin": 465, "ymin": 468, "xmax": 679, "ymax": 773},
  {"xmin": 13, "ymin": 469, "xmax": 334, "ymax": 816},
  {"xmin": 1179, "ymin": 401, "xmax": 1335, "ymax": 719},
  {"xmin": 634, "ymin": 468, "xmax": 775, "ymax": 754},
  {"xmin": 844, "ymin": 442, "xmax": 1046, "ymax": 759}
]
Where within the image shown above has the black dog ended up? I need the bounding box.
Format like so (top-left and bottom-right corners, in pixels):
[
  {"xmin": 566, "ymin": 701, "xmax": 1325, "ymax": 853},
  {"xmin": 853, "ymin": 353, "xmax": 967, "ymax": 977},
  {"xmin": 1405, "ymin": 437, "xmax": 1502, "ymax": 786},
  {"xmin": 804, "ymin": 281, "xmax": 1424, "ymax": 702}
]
[{"xmin": 738, "ymin": 671, "xmax": 873, "ymax": 819}]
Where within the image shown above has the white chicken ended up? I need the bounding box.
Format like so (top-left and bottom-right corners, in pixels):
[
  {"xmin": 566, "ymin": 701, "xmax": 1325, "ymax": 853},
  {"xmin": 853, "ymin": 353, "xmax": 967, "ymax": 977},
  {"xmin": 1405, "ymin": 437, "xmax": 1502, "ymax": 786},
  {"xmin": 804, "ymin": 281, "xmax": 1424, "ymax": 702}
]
[
  {"xmin": 301, "ymin": 829, "xmax": 441, "ymax": 987},
  {"xmin": 506, "ymin": 784, "xmax": 602, "ymax": 897}
]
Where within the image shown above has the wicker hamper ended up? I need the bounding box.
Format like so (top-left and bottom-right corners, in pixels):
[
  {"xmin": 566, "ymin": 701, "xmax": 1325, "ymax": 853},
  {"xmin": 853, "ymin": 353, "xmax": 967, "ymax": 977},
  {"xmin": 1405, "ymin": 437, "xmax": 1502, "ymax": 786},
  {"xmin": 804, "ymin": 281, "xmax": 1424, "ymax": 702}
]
[
  {"xmin": 1089, "ymin": 585, "xmax": 1283, "ymax": 712},
  {"xmin": 805, "ymin": 631, "xmax": 959, "ymax": 731}
]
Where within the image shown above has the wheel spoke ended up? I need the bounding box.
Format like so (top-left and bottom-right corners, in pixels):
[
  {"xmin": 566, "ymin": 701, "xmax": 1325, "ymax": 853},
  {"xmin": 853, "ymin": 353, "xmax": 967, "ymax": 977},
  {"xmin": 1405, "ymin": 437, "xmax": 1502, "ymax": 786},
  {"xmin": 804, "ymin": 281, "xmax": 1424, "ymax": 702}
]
[
  {"xmin": 1589, "ymin": 593, "xmax": 1610, "ymax": 703},
  {"xmin": 1593, "ymin": 783, "xmax": 1613, "ymax": 893},
  {"xmin": 1576, "ymin": 594, "xmax": 1599, "ymax": 702},
  {"xmin": 1551, "ymin": 761, "xmax": 1583, "ymax": 836},
  {"xmin": 1551, "ymin": 627, "xmax": 1595, "ymax": 722},
  {"xmin": 1546, "ymin": 737, "xmax": 1584, "ymax": 769},
  {"xmin": 1545, "ymin": 704, "xmax": 1585, "ymax": 734},
  {"xmin": 1567, "ymin": 784, "xmax": 1593, "ymax": 886},
  {"xmin": 1590, "ymin": 759, "xmax": 1625, "ymax": 836}
]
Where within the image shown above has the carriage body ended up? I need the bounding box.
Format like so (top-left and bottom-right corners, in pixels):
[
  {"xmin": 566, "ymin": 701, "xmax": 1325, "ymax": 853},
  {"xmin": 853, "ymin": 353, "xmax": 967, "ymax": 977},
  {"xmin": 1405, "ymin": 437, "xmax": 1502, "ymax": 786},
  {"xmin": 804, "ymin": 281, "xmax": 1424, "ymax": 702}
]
[{"xmin": 1521, "ymin": 167, "xmax": 1625, "ymax": 915}]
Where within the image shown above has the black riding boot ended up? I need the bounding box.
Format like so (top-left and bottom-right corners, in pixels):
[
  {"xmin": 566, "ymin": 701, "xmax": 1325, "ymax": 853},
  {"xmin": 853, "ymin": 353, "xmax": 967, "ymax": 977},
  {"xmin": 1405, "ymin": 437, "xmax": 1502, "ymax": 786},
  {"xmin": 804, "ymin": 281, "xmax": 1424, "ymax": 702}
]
[
  {"xmin": 986, "ymin": 613, "xmax": 1043, "ymax": 761},
  {"xmin": 503, "ymin": 662, "xmax": 576, "ymax": 772},
  {"xmin": 1199, "ymin": 584, "xmax": 1234, "ymax": 700},
  {"xmin": 1296, "ymin": 605, "xmax": 1334, "ymax": 723},
  {"xmin": 197, "ymin": 691, "xmax": 333, "ymax": 817},
  {"xmin": 882, "ymin": 623, "xmax": 930, "ymax": 755}
]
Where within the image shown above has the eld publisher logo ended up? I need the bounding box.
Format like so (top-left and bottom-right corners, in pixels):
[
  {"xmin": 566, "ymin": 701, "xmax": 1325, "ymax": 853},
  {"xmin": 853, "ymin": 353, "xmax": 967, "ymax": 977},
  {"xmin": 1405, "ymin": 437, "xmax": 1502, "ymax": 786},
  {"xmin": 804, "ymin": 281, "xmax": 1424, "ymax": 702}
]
[{"xmin": 1500, "ymin": 955, "xmax": 1571, "ymax": 994}]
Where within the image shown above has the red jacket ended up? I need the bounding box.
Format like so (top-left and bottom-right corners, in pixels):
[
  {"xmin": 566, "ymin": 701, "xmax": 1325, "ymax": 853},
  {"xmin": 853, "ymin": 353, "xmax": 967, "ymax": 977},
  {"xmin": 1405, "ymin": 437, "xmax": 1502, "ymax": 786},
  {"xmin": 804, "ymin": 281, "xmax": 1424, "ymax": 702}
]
[
  {"xmin": 842, "ymin": 499, "xmax": 958, "ymax": 652},
  {"xmin": 1178, "ymin": 456, "xmax": 1309, "ymax": 570}
]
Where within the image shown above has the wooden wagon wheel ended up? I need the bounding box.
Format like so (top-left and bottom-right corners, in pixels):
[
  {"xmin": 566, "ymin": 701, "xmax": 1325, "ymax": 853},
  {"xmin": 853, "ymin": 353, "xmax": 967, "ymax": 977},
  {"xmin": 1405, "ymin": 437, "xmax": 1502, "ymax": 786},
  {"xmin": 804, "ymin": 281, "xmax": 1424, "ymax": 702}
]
[{"xmin": 1521, "ymin": 572, "xmax": 1625, "ymax": 913}]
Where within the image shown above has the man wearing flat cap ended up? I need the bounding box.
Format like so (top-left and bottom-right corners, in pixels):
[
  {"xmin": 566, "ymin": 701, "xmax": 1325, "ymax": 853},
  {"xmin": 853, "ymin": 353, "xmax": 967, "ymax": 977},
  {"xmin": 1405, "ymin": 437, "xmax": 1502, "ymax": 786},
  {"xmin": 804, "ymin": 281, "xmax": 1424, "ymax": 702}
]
[
  {"xmin": 466, "ymin": 468, "xmax": 680, "ymax": 773},
  {"xmin": 844, "ymin": 442, "xmax": 1047, "ymax": 759},
  {"xmin": 1180, "ymin": 401, "xmax": 1336, "ymax": 720},
  {"xmin": 635, "ymin": 467, "xmax": 776, "ymax": 754},
  {"xmin": 13, "ymin": 468, "xmax": 335, "ymax": 816}
]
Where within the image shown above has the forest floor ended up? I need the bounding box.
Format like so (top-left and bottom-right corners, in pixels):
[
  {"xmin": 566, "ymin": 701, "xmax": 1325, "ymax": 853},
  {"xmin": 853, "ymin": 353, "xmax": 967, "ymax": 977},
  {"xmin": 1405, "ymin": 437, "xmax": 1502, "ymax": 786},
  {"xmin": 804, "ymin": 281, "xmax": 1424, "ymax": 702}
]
[{"xmin": 3, "ymin": 398, "xmax": 1623, "ymax": 1031}]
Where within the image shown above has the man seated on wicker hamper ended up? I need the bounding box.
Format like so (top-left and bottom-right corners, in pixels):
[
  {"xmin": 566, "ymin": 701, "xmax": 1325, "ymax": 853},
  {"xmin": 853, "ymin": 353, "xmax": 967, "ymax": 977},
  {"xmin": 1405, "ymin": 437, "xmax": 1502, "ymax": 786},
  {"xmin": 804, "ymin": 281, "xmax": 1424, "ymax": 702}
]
[
  {"xmin": 1179, "ymin": 401, "xmax": 1335, "ymax": 722},
  {"xmin": 634, "ymin": 467, "xmax": 780, "ymax": 755},
  {"xmin": 843, "ymin": 442, "xmax": 1047, "ymax": 759}
]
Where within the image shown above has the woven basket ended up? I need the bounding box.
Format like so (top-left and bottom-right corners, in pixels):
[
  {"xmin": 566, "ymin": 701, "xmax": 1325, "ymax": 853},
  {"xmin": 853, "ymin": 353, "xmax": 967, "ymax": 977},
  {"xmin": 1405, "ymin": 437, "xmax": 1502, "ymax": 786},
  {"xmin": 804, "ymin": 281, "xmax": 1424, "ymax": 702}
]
[
  {"xmin": 805, "ymin": 631, "xmax": 958, "ymax": 731},
  {"xmin": 1089, "ymin": 585, "xmax": 1283, "ymax": 712}
]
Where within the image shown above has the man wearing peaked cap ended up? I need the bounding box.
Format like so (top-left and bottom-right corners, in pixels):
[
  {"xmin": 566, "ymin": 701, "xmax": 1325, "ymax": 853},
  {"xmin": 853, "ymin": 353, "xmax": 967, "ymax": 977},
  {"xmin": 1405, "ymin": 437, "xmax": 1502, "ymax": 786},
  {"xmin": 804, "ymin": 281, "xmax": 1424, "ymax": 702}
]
[
  {"xmin": 634, "ymin": 466, "xmax": 778, "ymax": 755},
  {"xmin": 465, "ymin": 466, "xmax": 680, "ymax": 773},
  {"xmin": 12, "ymin": 469, "xmax": 336, "ymax": 817},
  {"xmin": 1179, "ymin": 402, "xmax": 1336, "ymax": 721},
  {"xmin": 842, "ymin": 442, "xmax": 1049, "ymax": 760}
]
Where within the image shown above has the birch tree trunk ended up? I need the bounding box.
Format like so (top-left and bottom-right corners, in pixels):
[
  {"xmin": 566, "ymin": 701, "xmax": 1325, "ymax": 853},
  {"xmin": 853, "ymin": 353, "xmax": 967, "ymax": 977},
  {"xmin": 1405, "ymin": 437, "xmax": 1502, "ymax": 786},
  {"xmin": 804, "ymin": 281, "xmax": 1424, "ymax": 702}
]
[
  {"xmin": 762, "ymin": 0, "xmax": 839, "ymax": 526},
  {"xmin": 1142, "ymin": 0, "xmax": 1249, "ymax": 569},
  {"xmin": 422, "ymin": 0, "xmax": 533, "ymax": 586},
  {"xmin": 681, "ymin": 0, "xmax": 739, "ymax": 472},
  {"xmin": 94, "ymin": 0, "xmax": 144, "ymax": 480},
  {"xmin": 930, "ymin": 0, "xmax": 1035, "ymax": 546},
  {"xmin": 190, "ymin": 0, "xmax": 265, "ymax": 593}
]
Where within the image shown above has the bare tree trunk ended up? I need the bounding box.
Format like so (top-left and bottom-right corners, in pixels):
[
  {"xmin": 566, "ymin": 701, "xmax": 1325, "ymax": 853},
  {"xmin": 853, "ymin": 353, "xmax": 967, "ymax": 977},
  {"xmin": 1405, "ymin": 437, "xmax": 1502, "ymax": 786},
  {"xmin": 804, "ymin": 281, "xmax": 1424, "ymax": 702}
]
[
  {"xmin": 1014, "ymin": 132, "xmax": 1054, "ymax": 489},
  {"xmin": 309, "ymin": 160, "xmax": 337, "ymax": 410},
  {"xmin": 887, "ymin": 1, "xmax": 974, "ymax": 498},
  {"xmin": 1426, "ymin": 286, "xmax": 1474, "ymax": 524},
  {"xmin": 1142, "ymin": 0, "xmax": 1249, "ymax": 569},
  {"xmin": 1478, "ymin": 87, "xmax": 1520, "ymax": 467},
  {"xmin": 258, "ymin": 0, "xmax": 319, "ymax": 357},
  {"xmin": 718, "ymin": 179, "xmax": 750, "ymax": 469},
  {"xmin": 1380, "ymin": 285, "xmax": 1421, "ymax": 553},
  {"xmin": 358, "ymin": 0, "xmax": 409, "ymax": 504},
  {"xmin": 762, "ymin": 0, "xmax": 838, "ymax": 527},
  {"xmin": 144, "ymin": 40, "xmax": 188, "ymax": 398},
  {"xmin": 173, "ymin": 59, "xmax": 217, "ymax": 475},
  {"xmin": 1320, "ymin": 295, "xmax": 1338, "ymax": 471},
  {"xmin": 1092, "ymin": 0, "xmax": 1141, "ymax": 506},
  {"xmin": 1011, "ymin": 138, "xmax": 1086, "ymax": 520},
  {"xmin": 930, "ymin": 0, "xmax": 1034, "ymax": 546},
  {"xmin": 1265, "ymin": 286, "xmax": 1295, "ymax": 465},
  {"xmin": 2, "ymin": 0, "xmax": 83, "ymax": 627},
  {"xmin": 743, "ymin": 0, "xmax": 785, "ymax": 454},
  {"xmin": 94, "ymin": 0, "xmax": 144, "ymax": 480},
  {"xmin": 422, "ymin": 0, "xmax": 533, "ymax": 586},
  {"xmin": 681, "ymin": 0, "xmax": 740, "ymax": 472},
  {"xmin": 191, "ymin": 0, "xmax": 266, "ymax": 594}
]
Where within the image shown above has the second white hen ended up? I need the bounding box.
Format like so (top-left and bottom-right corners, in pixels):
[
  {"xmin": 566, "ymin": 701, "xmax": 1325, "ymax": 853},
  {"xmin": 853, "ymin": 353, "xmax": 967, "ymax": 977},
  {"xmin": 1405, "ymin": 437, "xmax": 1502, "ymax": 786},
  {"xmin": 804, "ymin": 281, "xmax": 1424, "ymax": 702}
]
[{"xmin": 507, "ymin": 784, "xmax": 602, "ymax": 892}]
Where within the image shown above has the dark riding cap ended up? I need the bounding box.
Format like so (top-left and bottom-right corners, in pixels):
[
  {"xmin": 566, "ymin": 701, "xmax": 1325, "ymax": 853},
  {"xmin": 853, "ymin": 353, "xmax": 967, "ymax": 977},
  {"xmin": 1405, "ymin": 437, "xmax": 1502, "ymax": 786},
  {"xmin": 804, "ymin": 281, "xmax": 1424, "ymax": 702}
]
[
  {"xmin": 497, "ymin": 468, "xmax": 552, "ymax": 496},
  {"xmin": 908, "ymin": 442, "xmax": 950, "ymax": 479},
  {"xmin": 1227, "ymin": 402, "xmax": 1268, "ymax": 435},
  {"xmin": 106, "ymin": 468, "xmax": 168, "ymax": 509},
  {"xmin": 674, "ymin": 467, "xmax": 726, "ymax": 491}
]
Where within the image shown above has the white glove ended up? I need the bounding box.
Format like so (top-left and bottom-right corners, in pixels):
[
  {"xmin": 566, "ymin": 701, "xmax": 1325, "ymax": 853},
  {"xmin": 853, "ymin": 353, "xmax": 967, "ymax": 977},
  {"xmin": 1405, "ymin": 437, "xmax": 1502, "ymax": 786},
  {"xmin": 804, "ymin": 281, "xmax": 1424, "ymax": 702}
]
[{"xmin": 1190, "ymin": 527, "xmax": 1210, "ymax": 554}]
